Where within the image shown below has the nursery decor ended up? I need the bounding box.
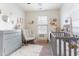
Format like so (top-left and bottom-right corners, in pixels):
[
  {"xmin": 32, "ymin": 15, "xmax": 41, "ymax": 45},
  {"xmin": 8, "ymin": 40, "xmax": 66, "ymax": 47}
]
[
  {"xmin": 2, "ymin": 15, "xmax": 9, "ymax": 22},
  {"xmin": 29, "ymin": 20, "xmax": 34, "ymax": 24},
  {"xmin": 68, "ymin": 44, "xmax": 77, "ymax": 49},
  {"xmin": 49, "ymin": 18, "xmax": 60, "ymax": 32},
  {"xmin": 50, "ymin": 18, "xmax": 57, "ymax": 26}
]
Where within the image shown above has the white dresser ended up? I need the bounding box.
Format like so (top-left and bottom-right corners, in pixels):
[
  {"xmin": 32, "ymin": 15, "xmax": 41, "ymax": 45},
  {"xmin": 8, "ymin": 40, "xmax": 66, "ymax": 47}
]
[{"xmin": 0, "ymin": 30, "xmax": 22, "ymax": 56}]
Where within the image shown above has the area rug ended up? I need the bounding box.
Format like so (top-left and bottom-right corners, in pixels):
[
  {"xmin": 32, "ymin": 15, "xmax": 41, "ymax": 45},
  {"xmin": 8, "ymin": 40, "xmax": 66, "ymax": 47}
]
[{"xmin": 10, "ymin": 44, "xmax": 43, "ymax": 56}]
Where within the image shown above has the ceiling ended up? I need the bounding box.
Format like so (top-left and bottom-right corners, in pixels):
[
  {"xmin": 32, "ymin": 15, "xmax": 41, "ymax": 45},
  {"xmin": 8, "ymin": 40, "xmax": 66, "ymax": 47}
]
[{"xmin": 18, "ymin": 3, "xmax": 62, "ymax": 11}]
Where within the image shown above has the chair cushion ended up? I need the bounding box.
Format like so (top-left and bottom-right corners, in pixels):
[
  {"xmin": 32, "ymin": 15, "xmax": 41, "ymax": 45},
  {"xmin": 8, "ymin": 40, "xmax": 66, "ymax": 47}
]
[{"xmin": 22, "ymin": 29, "xmax": 35, "ymax": 41}]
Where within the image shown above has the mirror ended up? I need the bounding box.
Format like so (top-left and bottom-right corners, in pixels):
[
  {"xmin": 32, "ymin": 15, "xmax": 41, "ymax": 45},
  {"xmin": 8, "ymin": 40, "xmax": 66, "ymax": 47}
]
[{"xmin": 2, "ymin": 15, "xmax": 8, "ymax": 22}]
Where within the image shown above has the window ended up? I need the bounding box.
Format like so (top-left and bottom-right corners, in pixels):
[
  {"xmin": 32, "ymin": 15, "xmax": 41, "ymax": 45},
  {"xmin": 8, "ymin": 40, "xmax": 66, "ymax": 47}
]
[{"xmin": 37, "ymin": 16, "xmax": 48, "ymax": 34}]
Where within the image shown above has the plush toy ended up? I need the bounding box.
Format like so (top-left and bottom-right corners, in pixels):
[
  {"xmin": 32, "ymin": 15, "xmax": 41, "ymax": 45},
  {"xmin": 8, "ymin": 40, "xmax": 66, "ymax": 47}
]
[{"xmin": 68, "ymin": 44, "xmax": 77, "ymax": 49}]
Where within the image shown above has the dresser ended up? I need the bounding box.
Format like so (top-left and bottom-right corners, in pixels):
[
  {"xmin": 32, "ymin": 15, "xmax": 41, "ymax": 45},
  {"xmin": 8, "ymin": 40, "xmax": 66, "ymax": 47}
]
[{"xmin": 0, "ymin": 30, "xmax": 22, "ymax": 56}]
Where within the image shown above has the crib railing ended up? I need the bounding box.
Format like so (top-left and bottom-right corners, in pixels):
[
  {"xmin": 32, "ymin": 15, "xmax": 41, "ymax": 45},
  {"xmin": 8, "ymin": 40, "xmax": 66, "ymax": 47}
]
[{"xmin": 50, "ymin": 32, "xmax": 78, "ymax": 56}]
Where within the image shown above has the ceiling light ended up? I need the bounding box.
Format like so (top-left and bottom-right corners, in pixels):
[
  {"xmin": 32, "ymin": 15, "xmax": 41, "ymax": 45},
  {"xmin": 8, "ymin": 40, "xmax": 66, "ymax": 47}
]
[{"xmin": 27, "ymin": 3, "xmax": 31, "ymax": 4}]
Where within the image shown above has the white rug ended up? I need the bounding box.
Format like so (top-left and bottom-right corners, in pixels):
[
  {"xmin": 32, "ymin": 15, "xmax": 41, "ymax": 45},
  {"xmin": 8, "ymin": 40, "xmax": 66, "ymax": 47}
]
[{"xmin": 10, "ymin": 44, "xmax": 43, "ymax": 56}]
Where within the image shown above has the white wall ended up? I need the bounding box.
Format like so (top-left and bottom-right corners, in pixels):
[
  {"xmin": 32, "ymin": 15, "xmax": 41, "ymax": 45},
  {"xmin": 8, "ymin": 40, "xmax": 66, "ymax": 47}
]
[
  {"xmin": 0, "ymin": 3, "xmax": 25, "ymax": 30},
  {"xmin": 60, "ymin": 3, "xmax": 79, "ymax": 35},
  {"xmin": 25, "ymin": 10, "xmax": 60, "ymax": 35}
]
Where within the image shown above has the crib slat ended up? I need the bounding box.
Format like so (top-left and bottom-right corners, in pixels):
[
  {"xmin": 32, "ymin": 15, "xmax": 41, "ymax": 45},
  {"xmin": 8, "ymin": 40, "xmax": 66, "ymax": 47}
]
[
  {"xmin": 59, "ymin": 39, "xmax": 61, "ymax": 56},
  {"xmin": 69, "ymin": 39, "xmax": 71, "ymax": 56},
  {"xmin": 74, "ymin": 39, "xmax": 77, "ymax": 56},
  {"xmin": 64, "ymin": 40, "xmax": 66, "ymax": 56}
]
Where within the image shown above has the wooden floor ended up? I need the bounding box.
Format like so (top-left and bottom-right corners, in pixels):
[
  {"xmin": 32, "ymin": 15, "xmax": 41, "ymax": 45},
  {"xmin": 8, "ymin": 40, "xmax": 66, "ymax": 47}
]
[
  {"xmin": 39, "ymin": 44, "xmax": 52, "ymax": 56},
  {"xmin": 34, "ymin": 39, "xmax": 53, "ymax": 56}
]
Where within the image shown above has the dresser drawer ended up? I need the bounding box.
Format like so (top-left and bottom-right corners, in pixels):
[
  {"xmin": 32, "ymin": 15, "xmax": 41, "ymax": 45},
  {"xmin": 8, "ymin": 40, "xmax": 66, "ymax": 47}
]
[
  {"xmin": 5, "ymin": 35, "xmax": 21, "ymax": 45},
  {"xmin": 4, "ymin": 31, "xmax": 17, "ymax": 34},
  {"xmin": 4, "ymin": 33, "xmax": 21, "ymax": 40}
]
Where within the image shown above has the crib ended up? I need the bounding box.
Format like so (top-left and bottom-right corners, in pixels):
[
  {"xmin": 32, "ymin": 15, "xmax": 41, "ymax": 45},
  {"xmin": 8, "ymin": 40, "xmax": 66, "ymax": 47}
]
[{"xmin": 50, "ymin": 32, "xmax": 79, "ymax": 56}]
